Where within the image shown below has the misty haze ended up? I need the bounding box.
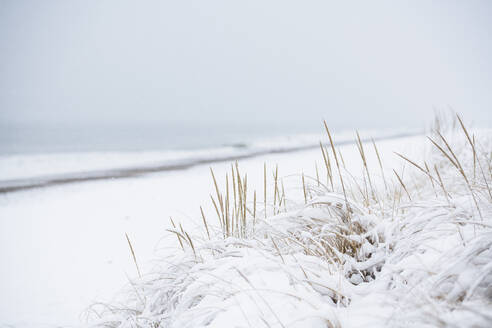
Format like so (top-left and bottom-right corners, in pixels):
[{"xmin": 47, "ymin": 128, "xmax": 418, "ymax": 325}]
[{"xmin": 1, "ymin": 1, "xmax": 491, "ymax": 328}]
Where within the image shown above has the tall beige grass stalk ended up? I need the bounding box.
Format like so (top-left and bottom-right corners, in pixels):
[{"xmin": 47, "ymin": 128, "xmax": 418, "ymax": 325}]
[
  {"xmin": 125, "ymin": 233, "xmax": 141, "ymax": 278},
  {"xmin": 324, "ymin": 121, "xmax": 351, "ymax": 217},
  {"xmin": 456, "ymin": 114, "xmax": 492, "ymax": 201},
  {"xmin": 429, "ymin": 132, "xmax": 483, "ymax": 219}
]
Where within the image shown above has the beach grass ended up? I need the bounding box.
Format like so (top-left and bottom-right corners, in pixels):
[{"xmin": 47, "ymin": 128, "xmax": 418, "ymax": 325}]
[{"xmin": 88, "ymin": 113, "xmax": 492, "ymax": 328}]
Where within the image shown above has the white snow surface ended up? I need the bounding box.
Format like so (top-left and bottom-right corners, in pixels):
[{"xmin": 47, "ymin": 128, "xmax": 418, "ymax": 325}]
[
  {"xmin": 2, "ymin": 127, "xmax": 491, "ymax": 328},
  {"xmin": 87, "ymin": 127, "xmax": 492, "ymax": 328}
]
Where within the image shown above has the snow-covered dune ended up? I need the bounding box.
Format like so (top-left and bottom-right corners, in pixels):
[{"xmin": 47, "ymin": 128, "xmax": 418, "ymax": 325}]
[
  {"xmin": 0, "ymin": 132, "xmax": 423, "ymax": 328},
  {"xmin": 3, "ymin": 123, "xmax": 490, "ymax": 328},
  {"xmin": 87, "ymin": 125, "xmax": 492, "ymax": 328}
]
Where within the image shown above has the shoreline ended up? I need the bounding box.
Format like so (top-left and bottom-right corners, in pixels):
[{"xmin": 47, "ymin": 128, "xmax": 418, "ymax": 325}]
[{"xmin": 0, "ymin": 132, "xmax": 416, "ymax": 194}]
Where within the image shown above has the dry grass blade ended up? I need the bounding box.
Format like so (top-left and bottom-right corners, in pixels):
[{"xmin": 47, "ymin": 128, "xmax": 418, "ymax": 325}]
[
  {"xmin": 225, "ymin": 173, "xmax": 230, "ymax": 235},
  {"xmin": 320, "ymin": 142, "xmax": 334, "ymax": 190},
  {"xmin": 324, "ymin": 121, "xmax": 350, "ymax": 217},
  {"xmin": 184, "ymin": 231, "xmax": 198, "ymax": 260},
  {"xmin": 264, "ymin": 162, "xmax": 267, "ymax": 219},
  {"xmin": 456, "ymin": 114, "xmax": 492, "ymax": 201},
  {"xmin": 270, "ymin": 237, "xmax": 285, "ymax": 264},
  {"xmin": 456, "ymin": 114, "xmax": 476, "ymax": 161},
  {"xmin": 281, "ymin": 179, "xmax": 287, "ymax": 212},
  {"xmin": 302, "ymin": 172, "xmax": 307, "ymax": 205},
  {"xmin": 427, "ymin": 136, "xmax": 459, "ymax": 170},
  {"xmin": 393, "ymin": 169, "xmax": 412, "ymax": 201},
  {"xmin": 273, "ymin": 164, "xmax": 279, "ymax": 214},
  {"xmin": 434, "ymin": 165, "xmax": 451, "ymax": 204},
  {"xmin": 232, "ymin": 164, "xmax": 237, "ymax": 226},
  {"xmin": 243, "ymin": 173, "xmax": 248, "ymax": 236},
  {"xmin": 338, "ymin": 149, "xmax": 346, "ymax": 169},
  {"xmin": 436, "ymin": 131, "xmax": 463, "ymax": 170},
  {"xmin": 431, "ymin": 132, "xmax": 483, "ymax": 219},
  {"xmin": 200, "ymin": 206, "xmax": 210, "ymax": 240},
  {"xmin": 356, "ymin": 131, "xmax": 376, "ymax": 201},
  {"xmin": 394, "ymin": 152, "xmax": 441, "ymax": 186},
  {"xmin": 169, "ymin": 217, "xmax": 184, "ymax": 250},
  {"xmin": 210, "ymin": 168, "xmax": 225, "ymax": 226},
  {"xmin": 125, "ymin": 233, "xmax": 142, "ymax": 278},
  {"xmin": 423, "ymin": 161, "xmax": 438, "ymax": 197},
  {"xmin": 210, "ymin": 195, "xmax": 223, "ymax": 233},
  {"xmin": 372, "ymin": 138, "xmax": 388, "ymax": 194},
  {"xmin": 253, "ymin": 190, "xmax": 257, "ymax": 222}
]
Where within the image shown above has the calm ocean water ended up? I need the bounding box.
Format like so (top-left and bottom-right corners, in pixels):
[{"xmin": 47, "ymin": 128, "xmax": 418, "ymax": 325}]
[
  {"xmin": 0, "ymin": 123, "xmax": 318, "ymax": 155},
  {"xmin": 0, "ymin": 122, "xmax": 413, "ymax": 190}
]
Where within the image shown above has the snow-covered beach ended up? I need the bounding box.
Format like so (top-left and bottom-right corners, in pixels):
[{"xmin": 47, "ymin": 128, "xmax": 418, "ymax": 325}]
[
  {"xmin": 0, "ymin": 131, "xmax": 426, "ymax": 327},
  {"xmin": 3, "ymin": 1, "xmax": 492, "ymax": 327},
  {"xmin": 84, "ymin": 122, "xmax": 492, "ymax": 328},
  {"xmin": 2, "ymin": 119, "xmax": 492, "ymax": 328}
]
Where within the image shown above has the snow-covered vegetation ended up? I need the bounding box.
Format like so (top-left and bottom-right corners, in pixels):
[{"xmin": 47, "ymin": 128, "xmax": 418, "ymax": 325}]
[{"xmin": 87, "ymin": 115, "xmax": 492, "ymax": 327}]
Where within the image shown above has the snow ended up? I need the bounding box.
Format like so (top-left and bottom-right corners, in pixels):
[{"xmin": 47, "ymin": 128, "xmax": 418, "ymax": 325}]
[
  {"xmin": 88, "ymin": 127, "xmax": 491, "ymax": 327},
  {"xmin": 2, "ymin": 126, "xmax": 490, "ymax": 328}
]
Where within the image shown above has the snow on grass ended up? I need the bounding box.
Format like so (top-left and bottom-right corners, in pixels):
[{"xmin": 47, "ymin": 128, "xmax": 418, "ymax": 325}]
[{"xmin": 87, "ymin": 116, "xmax": 492, "ymax": 327}]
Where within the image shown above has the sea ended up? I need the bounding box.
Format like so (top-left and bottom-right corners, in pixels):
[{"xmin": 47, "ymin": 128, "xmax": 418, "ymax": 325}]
[{"xmin": 0, "ymin": 122, "xmax": 412, "ymax": 191}]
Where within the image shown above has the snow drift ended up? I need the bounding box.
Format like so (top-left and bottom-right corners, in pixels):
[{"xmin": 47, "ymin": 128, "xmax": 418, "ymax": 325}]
[{"xmin": 87, "ymin": 116, "xmax": 492, "ymax": 327}]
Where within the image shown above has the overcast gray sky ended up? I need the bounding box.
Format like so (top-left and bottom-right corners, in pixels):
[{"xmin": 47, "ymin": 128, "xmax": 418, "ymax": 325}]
[{"xmin": 1, "ymin": 0, "xmax": 491, "ymax": 131}]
